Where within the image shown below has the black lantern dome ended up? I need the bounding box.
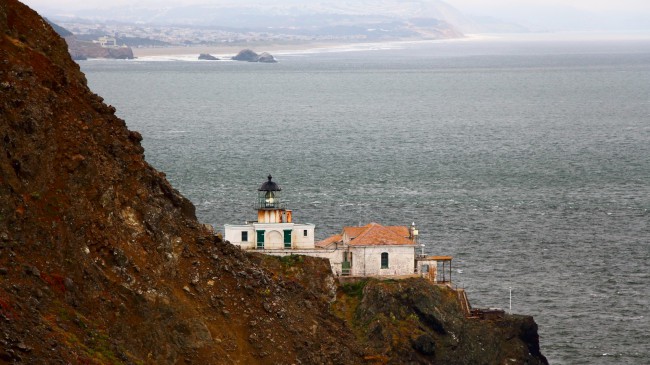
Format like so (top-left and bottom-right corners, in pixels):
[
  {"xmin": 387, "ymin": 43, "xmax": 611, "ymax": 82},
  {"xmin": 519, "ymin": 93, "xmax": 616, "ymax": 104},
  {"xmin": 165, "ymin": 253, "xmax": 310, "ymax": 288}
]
[
  {"xmin": 258, "ymin": 175, "xmax": 282, "ymax": 209},
  {"xmin": 258, "ymin": 174, "xmax": 282, "ymax": 192}
]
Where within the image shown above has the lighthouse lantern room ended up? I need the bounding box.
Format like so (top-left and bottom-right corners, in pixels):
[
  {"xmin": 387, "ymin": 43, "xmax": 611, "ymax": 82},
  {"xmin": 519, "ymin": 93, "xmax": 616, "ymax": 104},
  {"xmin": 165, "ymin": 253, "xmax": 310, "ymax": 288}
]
[{"xmin": 257, "ymin": 175, "xmax": 292, "ymax": 223}]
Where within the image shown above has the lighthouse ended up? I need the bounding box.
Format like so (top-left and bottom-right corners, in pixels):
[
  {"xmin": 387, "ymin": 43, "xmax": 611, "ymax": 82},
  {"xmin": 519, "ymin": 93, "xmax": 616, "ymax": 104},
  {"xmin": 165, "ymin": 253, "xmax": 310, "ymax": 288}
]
[
  {"xmin": 257, "ymin": 175, "xmax": 292, "ymax": 224},
  {"xmin": 224, "ymin": 175, "xmax": 314, "ymax": 250}
]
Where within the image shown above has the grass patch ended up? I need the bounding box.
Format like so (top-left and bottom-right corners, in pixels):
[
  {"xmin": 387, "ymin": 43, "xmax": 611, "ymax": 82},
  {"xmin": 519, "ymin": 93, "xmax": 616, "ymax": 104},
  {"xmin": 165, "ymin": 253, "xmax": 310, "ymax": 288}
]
[
  {"xmin": 278, "ymin": 254, "xmax": 304, "ymax": 268},
  {"xmin": 341, "ymin": 279, "xmax": 368, "ymax": 298}
]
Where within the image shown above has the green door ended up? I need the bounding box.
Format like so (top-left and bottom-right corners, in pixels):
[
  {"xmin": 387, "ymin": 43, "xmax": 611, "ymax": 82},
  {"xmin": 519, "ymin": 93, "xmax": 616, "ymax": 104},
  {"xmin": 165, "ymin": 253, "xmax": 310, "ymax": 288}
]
[
  {"xmin": 256, "ymin": 230, "xmax": 265, "ymax": 249},
  {"xmin": 283, "ymin": 229, "xmax": 292, "ymax": 249}
]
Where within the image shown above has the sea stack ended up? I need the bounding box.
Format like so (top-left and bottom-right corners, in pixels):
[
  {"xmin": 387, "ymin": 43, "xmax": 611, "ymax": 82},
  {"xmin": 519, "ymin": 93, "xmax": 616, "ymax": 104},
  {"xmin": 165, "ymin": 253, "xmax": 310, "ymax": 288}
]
[
  {"xmin": 232, "ymin": 49, "xmax": 277, "ymax": 63},
  {"xmin": 198, "ymin": 53, "xmax": 219, "ymax": 60}
]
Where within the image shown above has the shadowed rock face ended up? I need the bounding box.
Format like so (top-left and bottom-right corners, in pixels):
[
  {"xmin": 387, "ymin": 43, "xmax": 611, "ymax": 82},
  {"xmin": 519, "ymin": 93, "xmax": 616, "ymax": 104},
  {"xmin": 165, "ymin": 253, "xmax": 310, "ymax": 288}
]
[
  {"xmin": 257, "ymin": 52, "xmax": 277, "ymax": 63},
  {"xmin": 0, "ymin": 1, "xmax": 361, "ymax": 363},
  {"xmin": 0, "ymin": 1, "xmax": 547, "ymax": 364},
  {"xmin": 339, "ymin": 279, "xmax": 549, "ymax": 365}
]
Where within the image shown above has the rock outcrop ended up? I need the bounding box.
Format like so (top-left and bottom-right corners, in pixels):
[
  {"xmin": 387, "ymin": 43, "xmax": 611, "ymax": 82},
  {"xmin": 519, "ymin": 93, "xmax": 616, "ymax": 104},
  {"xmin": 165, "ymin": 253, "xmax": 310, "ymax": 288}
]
[
  {"xmin": 257, "ymin": 52, "xmax": 277, "ymax": 63},
  {"xmin": 45, "ymin": 19, "xmax": 134, "ymax": 60},
  {"xmin": 0, "ymin": 1, "xmax": 546, "ymax": 364},
  {"xmin": 232, "ymin": 49, "xmax": 277, "ymax": 63},
  {"xmin": 0, "ymin": 1, "xmax": 359, "ymax": 363},
  {"xmin": 64, "ymin": 36, "xmax": 134, "ymax": 60},
  {"xmin": 198, "ymin": 53, "xmax": 219, "ymax": 60},
  {"xmin": 334, "ymin": 279, "xmax": 549, "ymax": 364}
]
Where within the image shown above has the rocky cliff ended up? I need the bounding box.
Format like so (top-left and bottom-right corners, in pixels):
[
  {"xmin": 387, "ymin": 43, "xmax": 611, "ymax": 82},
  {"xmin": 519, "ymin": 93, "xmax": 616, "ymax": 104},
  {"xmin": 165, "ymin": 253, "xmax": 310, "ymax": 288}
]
[
  {"xmin": 0, "ymin": 1, "xmax": 547, "ymax": 364},
  {"xmin": 64, "ymin": 36, "xmax": 134, "ymax": 60},
  {"xmin": 1, "ymin": 1, "xmax": 360, "ymax": 363},
  {"xmin": 334, "ymin": 279, "xmax": 548, "ymax": 364}
]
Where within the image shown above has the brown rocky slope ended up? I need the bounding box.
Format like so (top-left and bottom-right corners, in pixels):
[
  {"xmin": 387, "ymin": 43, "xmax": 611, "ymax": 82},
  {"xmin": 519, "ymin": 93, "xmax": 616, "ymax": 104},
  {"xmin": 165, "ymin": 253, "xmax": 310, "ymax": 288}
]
[
  {"xmin": 1, "ymin": 1, "xmax": 362, "ymax": 363},
  {"xmin": 0, "ymin": 1, "xmax": 547, "ymax": 364}
]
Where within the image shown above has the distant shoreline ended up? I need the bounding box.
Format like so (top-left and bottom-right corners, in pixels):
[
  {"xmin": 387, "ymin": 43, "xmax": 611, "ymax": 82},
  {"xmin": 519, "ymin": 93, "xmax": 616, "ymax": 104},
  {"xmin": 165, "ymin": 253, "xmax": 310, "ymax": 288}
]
[
  {"xmin": 130, "ymin": 32, "xmax": 650, "ymax": 59},
  {"xmin": 131, "ymin": 36, "xmax": 489, "ymax": 59},
  {"xmin": 132, "ymin": 41, "xmax": 343, "ymax": 58}
]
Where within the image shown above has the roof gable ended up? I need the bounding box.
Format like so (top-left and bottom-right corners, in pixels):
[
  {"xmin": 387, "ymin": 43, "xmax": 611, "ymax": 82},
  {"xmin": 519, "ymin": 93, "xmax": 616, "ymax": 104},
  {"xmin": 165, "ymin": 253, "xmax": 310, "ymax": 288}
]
[
  {"xmin": 316, "ymin": 234, "xmax": 342, "ymax": 248},
  {"xmin": 346, "ymin": 222, "xmax": 414, "ymax": 246}
]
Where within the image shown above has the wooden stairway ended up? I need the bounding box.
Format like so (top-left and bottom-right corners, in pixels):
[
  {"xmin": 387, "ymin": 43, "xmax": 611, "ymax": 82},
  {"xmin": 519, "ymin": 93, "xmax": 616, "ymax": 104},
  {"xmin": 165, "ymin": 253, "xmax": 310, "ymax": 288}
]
[{"xmin": 457, "ymin": 288, "xmax": 472, "ymax": 317}]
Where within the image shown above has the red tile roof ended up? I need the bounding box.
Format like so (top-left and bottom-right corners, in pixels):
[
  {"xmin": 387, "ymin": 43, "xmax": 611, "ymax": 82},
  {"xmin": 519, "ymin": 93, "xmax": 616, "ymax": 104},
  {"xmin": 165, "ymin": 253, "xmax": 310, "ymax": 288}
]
[
  {"xmin": 344, "ymin": 223, "xmax": 414, "ymax": 246},
  {"xmin": 317, "ymin": 223, "xmax": 415, "ymax": 248},
  {"xmin": 315, "ymin": 234, "xmax": 342, "ymax": 248}
]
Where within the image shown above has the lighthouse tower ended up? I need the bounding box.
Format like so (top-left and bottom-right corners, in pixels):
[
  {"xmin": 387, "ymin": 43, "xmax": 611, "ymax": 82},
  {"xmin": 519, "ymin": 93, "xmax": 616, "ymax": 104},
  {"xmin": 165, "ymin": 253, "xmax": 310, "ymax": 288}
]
[
  {"xmin": 224, "ymin": 175, "xmax": 314, "ymax": 250},
  {"xmin": 257, "ymin": 175, "xmax": 292, "ymax": 224}
]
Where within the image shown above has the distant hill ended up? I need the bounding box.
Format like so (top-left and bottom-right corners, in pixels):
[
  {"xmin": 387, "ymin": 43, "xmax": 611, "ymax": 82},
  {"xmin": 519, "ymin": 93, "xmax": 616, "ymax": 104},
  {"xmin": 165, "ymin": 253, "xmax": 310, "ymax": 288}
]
[
  {"xmin": 45, "ymin": 17, "xmax": 72, "ymax": 37},
  {"xmin": 62, "ymin": 0, "xmax": 524, "ymax": 37},
  {"xmin": 44, "ymin": 19, "xmax": 134, "ymax": 59}
]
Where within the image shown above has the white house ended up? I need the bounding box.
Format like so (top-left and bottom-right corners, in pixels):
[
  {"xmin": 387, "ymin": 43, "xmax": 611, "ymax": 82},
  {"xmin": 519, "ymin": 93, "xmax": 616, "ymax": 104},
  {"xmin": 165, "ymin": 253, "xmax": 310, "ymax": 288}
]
[
  {"xmin": 316, "ymin": 222, "xmax": 417, "ymax": 276},
  {"xmin": 224, "ymin": 175, "xmax": 315, "ymax": 250},
  {"xmin": 224, "ymin": 176, "xmax": 451, "ymax": 280}
]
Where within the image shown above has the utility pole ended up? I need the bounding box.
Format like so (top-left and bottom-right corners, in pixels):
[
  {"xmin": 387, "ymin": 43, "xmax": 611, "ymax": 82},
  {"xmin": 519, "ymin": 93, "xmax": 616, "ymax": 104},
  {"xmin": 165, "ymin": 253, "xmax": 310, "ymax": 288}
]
[{"xmin": 509, "ymin": 287, "xmax": 512, "ymax": 314}]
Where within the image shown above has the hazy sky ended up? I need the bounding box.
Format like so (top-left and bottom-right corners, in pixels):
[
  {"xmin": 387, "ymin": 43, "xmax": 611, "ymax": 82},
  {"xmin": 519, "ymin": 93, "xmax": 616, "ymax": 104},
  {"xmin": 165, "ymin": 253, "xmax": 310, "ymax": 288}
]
[
  {"xmin": 20, "ymin": 0, "xmax": 650, "ymax": 13},
  {"xmin": 450, "ymin": 0, "xmax": 650, "ymax": 13},
  {"xmin": 20, "ymin": 0, "xmax": 650, "ymax": 32}
]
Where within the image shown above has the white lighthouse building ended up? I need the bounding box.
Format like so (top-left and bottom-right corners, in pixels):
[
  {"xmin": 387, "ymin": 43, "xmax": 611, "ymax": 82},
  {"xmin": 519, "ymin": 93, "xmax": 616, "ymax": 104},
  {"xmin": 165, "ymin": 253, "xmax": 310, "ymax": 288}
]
[
  {"xmin": 224, "ymin": 176, "xmax": 452, "ymax": 282},
  {"xmin": 224, "ymin": 175, "xmax": 315, "ymax": 250}
]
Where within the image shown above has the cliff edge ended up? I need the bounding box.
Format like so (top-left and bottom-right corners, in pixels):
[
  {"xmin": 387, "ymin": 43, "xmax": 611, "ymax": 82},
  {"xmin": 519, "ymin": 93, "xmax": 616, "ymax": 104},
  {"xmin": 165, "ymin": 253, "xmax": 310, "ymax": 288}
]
[
  {"xmin": 0, "ymin": 1, "xmax": 547, "ymax": 364},
  {"xmin": 1, "ymin": 1, "xmax": 361, "ymax": 363}
]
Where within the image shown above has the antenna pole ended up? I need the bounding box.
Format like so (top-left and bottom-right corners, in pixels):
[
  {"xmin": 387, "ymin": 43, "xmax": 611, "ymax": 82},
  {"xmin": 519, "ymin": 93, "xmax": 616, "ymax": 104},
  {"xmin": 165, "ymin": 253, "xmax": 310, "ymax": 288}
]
[{"xmin": 509, "ymin": 287, "xmax": 512, "ymax": 314}]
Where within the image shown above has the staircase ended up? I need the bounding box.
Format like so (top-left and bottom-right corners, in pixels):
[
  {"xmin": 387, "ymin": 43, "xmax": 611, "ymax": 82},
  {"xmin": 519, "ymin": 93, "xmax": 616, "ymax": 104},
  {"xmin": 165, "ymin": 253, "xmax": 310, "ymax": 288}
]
[{"xmin": 456, "ymin": 288, "xmax": 472, "ymax": 317}]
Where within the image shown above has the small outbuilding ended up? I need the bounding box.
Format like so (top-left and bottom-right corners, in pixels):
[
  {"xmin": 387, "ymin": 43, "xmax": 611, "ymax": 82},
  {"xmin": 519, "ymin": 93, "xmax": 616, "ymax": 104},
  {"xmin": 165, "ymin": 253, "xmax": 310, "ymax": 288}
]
[{"xmin": 317, "ymin": 222, "xmax": 417, "ymax": 276}]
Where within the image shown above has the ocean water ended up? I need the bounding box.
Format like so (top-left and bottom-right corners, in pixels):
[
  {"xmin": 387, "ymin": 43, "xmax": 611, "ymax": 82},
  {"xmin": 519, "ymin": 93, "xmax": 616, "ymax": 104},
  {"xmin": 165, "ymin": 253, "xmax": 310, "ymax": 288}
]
[{"xmin": 80, "ymin": 35, "xmax": 650, "ymax": 364}]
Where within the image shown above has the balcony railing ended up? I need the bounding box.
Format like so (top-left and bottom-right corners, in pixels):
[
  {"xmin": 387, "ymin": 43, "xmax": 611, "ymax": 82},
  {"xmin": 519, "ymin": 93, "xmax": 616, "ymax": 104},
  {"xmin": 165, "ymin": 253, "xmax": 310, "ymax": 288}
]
[{"xmin": 257, "ymin": 198, "xmax": 284, "ymax": 210}]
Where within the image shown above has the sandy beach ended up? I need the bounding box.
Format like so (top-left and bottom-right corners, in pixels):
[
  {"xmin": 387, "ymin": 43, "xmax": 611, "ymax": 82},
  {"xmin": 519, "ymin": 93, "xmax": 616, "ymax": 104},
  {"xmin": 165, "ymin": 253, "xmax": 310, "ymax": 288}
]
[
  {"xmin": 132, "ymin": 41, "xmax": 373, "ymax": 58},
  {"xmin": 130, "ymin": 36, "xmax": 492, "ymax": 59}
]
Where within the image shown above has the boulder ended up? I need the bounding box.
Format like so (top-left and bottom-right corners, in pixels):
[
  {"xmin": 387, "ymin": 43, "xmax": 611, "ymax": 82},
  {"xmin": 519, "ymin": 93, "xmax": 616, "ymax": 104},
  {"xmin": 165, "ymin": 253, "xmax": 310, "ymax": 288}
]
[
  {"xmin": 257, "ymin": 52, "xmax": 277, "ymax": 63},
  {"xmin": 232, "ymin": 49, "xmax": 277, "ymax": 63},
  {"xmin": 198, "ymin": 53, "xmax": 219, "ymax": 60},
  {"xmin": 232, "ymin": 49, "xmax": 259, "ymax": 61}
]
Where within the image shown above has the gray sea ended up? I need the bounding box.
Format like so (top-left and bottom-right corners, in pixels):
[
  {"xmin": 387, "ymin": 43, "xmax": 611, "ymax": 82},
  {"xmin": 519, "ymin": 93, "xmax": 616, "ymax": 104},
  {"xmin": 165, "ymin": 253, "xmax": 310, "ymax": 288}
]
[{"xmin": 81, "ymin": 34, "xmax": 650, "ymax": 364}]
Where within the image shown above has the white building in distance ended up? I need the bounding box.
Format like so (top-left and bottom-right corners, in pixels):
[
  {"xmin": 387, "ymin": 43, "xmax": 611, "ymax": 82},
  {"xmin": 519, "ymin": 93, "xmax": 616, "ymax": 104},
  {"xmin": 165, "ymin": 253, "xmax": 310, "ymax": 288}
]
[
  {"xmin": 224, "ymin": 176, "xmax": 451, "ymax": 281},
  {"xmin": 224, "ymin": 175, "xmax": 315, "ymax": 250}
]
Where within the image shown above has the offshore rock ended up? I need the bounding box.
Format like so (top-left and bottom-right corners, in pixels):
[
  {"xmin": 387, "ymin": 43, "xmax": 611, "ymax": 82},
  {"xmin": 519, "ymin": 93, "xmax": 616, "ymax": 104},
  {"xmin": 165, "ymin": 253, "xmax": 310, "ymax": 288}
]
[
  {"xmin": 257, "ymin": 52, "xmax": 277, "ymax": 63},
  {"xmin": 232, "ymin": 49, "xmax": 277, "ymax": 62},
  {"xmin": 198, "ymin": 53, "xmax": 219, "ymax": 60},
  {"xmin": 232, "ymin": 48, "xmax": 259, "ymax": 61}
]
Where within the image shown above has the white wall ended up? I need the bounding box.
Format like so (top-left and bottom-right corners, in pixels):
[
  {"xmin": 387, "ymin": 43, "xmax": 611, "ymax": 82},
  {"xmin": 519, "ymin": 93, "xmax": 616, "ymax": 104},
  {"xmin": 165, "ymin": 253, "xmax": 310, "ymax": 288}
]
[
  {"xmin": 224, "ymin": 224, "xmax": 256, "ymax": 249},
  {"xmin": 226, "ymin": 224, "xmax": 415, "ymax": 277},
  {"xmin": 293, "ymin": 223, "xmax": 315, "ymax": 249},
  {"xmin": 224, "ymin": 222, "xmax": 315, "ymax": 250},
  {"xmin": 349, "ymin": 245, "xmax": 416, "ymax": 276}
]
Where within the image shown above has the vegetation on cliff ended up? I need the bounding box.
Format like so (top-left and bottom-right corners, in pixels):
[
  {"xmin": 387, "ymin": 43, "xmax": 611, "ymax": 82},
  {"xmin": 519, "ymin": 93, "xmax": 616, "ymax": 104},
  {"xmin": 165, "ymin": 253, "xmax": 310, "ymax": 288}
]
[
  {"xmin": 0, "ymin": 1, "xmax": 546, "ymax": 364},
  {"xmin": 334, "ymin": 279, "xmax": 547, "ymax": 364}
]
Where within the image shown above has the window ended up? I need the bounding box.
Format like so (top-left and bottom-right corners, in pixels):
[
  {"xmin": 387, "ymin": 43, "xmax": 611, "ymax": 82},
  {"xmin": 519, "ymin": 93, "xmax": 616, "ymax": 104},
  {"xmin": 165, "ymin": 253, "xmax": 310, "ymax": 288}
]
[
  {"xmin": 381, "ymin": 252, "xmax": 389, "ymax": 269},
  {"xmin": 303, "ymin": 229, "xmax": 308, "ymax": 237},
  {"xmin": 241, "ymin": 231, "xmax": 248, "ymax": 242}
]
